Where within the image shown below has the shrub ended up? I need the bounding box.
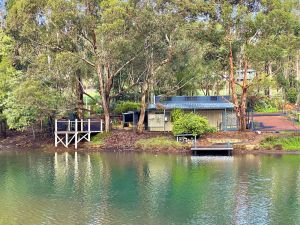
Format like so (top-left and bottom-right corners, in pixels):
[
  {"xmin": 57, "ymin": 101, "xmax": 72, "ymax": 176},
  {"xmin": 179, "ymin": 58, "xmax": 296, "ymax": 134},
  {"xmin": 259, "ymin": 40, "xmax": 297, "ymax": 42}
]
[
  {"xmin": 253, "ymin": 97, "xmax": 279, "ymax": 113},
  {"xmin": 171, "ymin": 108, "xmax": 184, "ymax": 122},
  {"xmin": 114, "ymin": 101, "xmax": 140, "ymax": 114},
  {"xmin": 260, "ymin": 135, "xmax": 300, "ymax": 151},
  {"xmin": 172, "ymin": 112, "xmax": 215, "ymax": 136},
  {"xmin": 254, "ymin": 106, "xmax": 278, "ymax": 113},
  {"xmin": 286, "ymin": 88, "xmax": 298, "ymax": 104}
]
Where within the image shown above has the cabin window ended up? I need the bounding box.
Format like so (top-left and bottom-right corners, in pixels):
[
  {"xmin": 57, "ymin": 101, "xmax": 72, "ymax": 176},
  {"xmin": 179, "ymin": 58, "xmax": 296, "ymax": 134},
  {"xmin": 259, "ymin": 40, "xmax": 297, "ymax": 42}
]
[
  {"xmin": 210, "ymin": 96, "xmax": 218, "ymax": 101},
  {"xmin": 184, "ymin": 96, "xmax": 197, "ymax": 101}
]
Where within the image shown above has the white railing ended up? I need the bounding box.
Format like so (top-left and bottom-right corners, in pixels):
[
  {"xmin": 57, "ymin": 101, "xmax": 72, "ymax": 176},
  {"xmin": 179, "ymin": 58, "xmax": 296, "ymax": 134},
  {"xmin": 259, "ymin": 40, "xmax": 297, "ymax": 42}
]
[{"xmin": 54, "ymin": 119, "xmax": 103, "ymax": 149}]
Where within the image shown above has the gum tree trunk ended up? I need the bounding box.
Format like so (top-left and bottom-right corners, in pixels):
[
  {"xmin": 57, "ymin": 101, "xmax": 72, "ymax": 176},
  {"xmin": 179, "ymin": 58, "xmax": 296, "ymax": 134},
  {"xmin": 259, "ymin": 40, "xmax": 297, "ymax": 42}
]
[
  {"xmin": 76, "ymin": 72, "xmax": 84, "ymax": 119},
  {"xmin": 137, "ymin": 82, "xmax": 148, "ymax": 133},
  {"xmin": 97, "ymin": 63, "xmax": 111, "ymax": 132},
  {"xmin": 229, "ymin": 43, "xmax": 248, "ymax": 131}
]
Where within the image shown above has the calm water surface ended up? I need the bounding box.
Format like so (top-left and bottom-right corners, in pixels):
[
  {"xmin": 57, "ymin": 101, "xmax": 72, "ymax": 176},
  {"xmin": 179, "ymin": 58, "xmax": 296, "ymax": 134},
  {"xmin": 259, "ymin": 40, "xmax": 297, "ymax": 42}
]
[{"xmin": 0, "ymin": 151, "xmax": 300, "ymax": 225}]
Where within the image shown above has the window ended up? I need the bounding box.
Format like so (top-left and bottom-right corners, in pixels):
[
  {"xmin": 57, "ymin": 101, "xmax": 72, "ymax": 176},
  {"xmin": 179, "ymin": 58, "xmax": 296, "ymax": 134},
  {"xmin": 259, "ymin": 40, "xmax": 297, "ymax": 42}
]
[
  {"xmin": 211, "ymin": 96, "xmax": 218, "ymax": 101},
  {"xmin": 185, "ymin": 96, "xmax": 197, "ymax": 101}
]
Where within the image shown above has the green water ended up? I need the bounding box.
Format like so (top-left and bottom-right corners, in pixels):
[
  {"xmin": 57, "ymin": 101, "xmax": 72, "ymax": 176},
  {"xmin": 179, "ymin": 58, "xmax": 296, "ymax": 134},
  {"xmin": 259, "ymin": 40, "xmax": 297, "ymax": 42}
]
[{"xmin": 0, "ymin": 152, "xmax": 300, "ymax": 225}]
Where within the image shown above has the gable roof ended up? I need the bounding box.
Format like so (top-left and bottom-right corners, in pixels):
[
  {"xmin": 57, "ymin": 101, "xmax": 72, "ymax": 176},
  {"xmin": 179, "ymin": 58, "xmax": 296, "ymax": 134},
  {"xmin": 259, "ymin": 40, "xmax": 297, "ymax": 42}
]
[{"xmin": 148, "ymin": 96, "xmax": 234, "ymax": 110}]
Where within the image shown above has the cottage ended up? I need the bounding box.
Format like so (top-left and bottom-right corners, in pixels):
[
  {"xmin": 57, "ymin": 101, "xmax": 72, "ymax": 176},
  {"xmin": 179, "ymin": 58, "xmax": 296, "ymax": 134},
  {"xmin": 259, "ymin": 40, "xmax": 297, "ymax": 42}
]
[
  {"xmin": 236, "ymin": 69, "xmax": 256, "ymax": 82},
  {"xmin": 147, "ymin": 96, "xmax": 237, "ymax": 132}
]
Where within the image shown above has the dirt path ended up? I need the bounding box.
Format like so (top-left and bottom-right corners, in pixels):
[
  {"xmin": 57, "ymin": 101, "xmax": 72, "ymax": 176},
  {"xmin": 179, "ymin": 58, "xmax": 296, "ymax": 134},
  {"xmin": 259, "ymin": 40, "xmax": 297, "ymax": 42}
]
[{"xmin": 253, "ymin": 114, "xmax": 298, "ymax": 131}]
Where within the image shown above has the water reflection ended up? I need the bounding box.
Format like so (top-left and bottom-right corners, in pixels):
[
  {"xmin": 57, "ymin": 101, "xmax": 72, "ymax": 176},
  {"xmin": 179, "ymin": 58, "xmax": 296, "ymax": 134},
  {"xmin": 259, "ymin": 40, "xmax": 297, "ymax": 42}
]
[{"xmin": 0, "ymin": 152, "xmax": 300, "ymax": 224}]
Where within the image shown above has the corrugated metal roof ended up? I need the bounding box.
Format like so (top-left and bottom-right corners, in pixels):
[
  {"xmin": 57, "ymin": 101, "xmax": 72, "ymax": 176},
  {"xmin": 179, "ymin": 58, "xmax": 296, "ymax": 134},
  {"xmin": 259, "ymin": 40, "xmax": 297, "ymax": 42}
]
[{"xmin": 148, "ymin": 96, "xmax": 234, "ymax": 110}]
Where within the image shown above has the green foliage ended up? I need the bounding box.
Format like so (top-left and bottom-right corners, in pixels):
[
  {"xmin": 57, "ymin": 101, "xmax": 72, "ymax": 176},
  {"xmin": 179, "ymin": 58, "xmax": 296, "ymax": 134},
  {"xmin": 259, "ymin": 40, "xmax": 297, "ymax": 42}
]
[
  {"xmin": 286, "ymin": 88, "xmax": 298, "ymax": 104},
  {"xmin": 0, "ymin": 30, "xmax": 17, "ymax": 119},
  {"xmin": 1, "ymin": 0, "xmax": 300, "ymax": 133},
  {"xmin": 114, "ymin": 101, "xmax": 140, "ymax": 114},
  {"xmin": 171, "ymin": 109, "xmax": 184, "ymax": 122},
  {"xmin": 261, "ymin": 136, "xmax": 300, "ymax": 151},
  {"xmin": 254, "ymin": 106, "xmax": 278, "ymax": 113},
  {"xmin": 172, "ymin": 112, "xmax": 215, "ymax": 136},
  {"xmin": 253, "ymin": 97, "xmax": 279, "ymax": 113},
  {"xmin": 90, "ymin": 132, "xmax": 112, "ymax": 147},
  {"xmin": 3, "ymin": 77, "xmax": 69, "ymax": 130},
  {"xmin": 135, "ymin": 137, "xmax": 186, "ymax": 151}
]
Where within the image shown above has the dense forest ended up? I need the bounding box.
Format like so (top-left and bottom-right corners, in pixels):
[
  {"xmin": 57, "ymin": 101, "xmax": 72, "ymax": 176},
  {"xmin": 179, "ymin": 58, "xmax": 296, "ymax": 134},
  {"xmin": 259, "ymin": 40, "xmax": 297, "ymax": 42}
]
[{"xmin": 0, "ymin": 0, "xmax": 299, "ymax": 135}]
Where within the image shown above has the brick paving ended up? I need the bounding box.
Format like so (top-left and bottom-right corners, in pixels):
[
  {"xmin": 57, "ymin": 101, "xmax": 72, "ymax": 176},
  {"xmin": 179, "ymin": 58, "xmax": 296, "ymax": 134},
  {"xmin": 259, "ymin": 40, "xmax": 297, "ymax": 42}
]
[{"xmin": 253, "ymin": 115, "xmax": 298, "ymax": 131}]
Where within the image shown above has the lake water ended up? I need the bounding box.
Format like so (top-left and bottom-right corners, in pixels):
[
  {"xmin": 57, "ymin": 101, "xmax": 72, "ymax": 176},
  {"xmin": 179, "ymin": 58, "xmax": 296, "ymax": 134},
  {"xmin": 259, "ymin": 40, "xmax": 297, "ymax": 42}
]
[{"xmin": 0, "ymin": 151, "xmax": 300, "ymax": 225}]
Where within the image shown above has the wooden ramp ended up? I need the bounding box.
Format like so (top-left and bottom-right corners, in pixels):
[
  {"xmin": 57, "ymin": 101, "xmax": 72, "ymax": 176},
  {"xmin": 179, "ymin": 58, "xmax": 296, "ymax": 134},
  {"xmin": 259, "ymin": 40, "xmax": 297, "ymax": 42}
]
[{"xmin": 55, "ymin": 119, "xmax": 103, "ymax": 149}]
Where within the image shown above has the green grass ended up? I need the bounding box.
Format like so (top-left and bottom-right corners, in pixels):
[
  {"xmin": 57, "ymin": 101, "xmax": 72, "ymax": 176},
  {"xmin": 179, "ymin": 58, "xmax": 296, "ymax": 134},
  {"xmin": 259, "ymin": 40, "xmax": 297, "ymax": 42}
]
[
  {"xmin": 90, "ymin": 132, "xmax": 111, "ymax": 147},
  {"xmin": 261, "ymin": 136, "xmax": 300, "ymax": 151},
  {"xmin": 135, "ymin": 137, "xmax": 188, "ymax": 152}
]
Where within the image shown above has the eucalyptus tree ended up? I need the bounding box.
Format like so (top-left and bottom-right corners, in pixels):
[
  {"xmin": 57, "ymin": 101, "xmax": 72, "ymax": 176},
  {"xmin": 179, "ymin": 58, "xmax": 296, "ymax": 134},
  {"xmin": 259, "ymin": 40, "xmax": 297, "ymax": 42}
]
[
  {"xmin": 6, "ymin": 0, "xmax": 143, "ymax": 132},
  {"xmin": 193, "ymin": 0, "xmax": 300, "ymax": 131},
  {"xmin": 0, "ymin": 30, "xmax": 16, "ymax": 137},
  {"xmin": 132, "ymin": 0, "xmax": 198, "ymax": 133}
]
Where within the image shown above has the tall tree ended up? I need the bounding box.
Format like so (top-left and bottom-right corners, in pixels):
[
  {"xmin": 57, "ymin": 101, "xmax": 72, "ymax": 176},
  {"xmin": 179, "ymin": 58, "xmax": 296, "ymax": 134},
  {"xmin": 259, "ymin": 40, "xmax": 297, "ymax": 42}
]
[
  {"xmin": 6, "ymin": 0, "xmax": 142, "ymax": 132},
  {"xmin": 194, "ymin": 0, "xmax": 300, "ymax": 130}
]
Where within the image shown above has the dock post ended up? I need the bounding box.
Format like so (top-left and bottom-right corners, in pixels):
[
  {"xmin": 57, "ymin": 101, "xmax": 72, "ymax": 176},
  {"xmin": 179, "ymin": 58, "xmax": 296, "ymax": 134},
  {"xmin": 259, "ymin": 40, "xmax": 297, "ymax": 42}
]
[
  {"xmin": 75, "ymin": 119, "xmax": 78, "ymax": 149},
  {"xmin": 88, "ymin": 119, "xmax": 91, "ymax": 142},
  {"xmin": 81, "ymin": 119, "xmax": 83, "ymax": 132},
  {"xmin": 66, "ymin": 132, "xmax": 69, "ymax": 148},
  {"xmin": 55, "ymin": 119, "xmax": 58, "ymax": 147},
  {"xmin": 100, "ymin": 119, "xmax": 103, "ymax": 132}
]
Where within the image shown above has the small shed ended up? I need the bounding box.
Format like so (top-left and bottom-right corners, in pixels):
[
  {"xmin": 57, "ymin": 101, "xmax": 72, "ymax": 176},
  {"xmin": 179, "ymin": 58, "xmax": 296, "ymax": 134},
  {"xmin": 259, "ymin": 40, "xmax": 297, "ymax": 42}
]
[
  {"xmin": 122, "ymin": 110, "xmax": 140, "ymax": 128},
  {"xmin": 147, "ymin": 96, "xmax": 237, "ymax": 132}
]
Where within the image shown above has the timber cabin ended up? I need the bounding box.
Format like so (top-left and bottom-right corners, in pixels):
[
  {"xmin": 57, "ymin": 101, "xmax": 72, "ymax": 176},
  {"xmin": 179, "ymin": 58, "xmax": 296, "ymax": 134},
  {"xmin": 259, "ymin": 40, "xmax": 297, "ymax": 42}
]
[{"xmin": 146, "ymin": 96, "xmax": 237, "ymax": 131}]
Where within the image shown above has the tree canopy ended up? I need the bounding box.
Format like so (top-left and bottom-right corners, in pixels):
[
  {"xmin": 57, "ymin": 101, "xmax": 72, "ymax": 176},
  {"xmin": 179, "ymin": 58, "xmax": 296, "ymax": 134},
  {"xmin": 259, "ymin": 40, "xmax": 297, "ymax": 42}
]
[{"xmin": 0, "ymin": 0, "xmax": 298, "ymax": 133}]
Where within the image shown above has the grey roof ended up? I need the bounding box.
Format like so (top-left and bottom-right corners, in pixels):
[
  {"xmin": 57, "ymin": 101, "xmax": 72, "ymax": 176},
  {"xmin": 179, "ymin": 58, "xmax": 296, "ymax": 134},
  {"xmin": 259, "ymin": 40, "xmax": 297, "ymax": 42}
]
[{"xmin": 148, "ymin": 96, "xmax": 234, "ymax": 110}]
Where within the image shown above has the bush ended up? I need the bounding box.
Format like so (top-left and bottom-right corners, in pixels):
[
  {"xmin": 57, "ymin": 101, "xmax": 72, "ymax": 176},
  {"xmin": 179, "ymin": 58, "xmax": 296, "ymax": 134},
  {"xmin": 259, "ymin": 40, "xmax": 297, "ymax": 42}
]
[
  {"xmin": 171, "ymin": 108, "xmax": 184, "ymax": 122},
  {"xmin": 254, "ymin": 106, "xmax": 278, "ymax": 113},
  {"xmin": 114, "ymin": 101, "xmax": 140, "ymax": 114},
  {"xmin": 261, "ymin": 136, "xmax": 300, "ymax": 151},
  {"xmin": 253, "ymin": 97, "xmax": 278, "ymax": 113},
  {"xmin": 286, "ymin": 88, "xmax": 298, "ymax": 104},
  {"xmin": 172, "ymin": 112, "xmax": 215, "ymax": 136}
]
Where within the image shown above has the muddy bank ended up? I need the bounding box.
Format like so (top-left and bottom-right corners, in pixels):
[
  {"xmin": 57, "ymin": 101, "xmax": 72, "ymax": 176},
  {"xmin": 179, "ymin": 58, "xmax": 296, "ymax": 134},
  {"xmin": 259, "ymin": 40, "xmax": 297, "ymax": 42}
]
[{"xmin": 0, "ymin": 130, "xmax": 189, "ymax": 154}]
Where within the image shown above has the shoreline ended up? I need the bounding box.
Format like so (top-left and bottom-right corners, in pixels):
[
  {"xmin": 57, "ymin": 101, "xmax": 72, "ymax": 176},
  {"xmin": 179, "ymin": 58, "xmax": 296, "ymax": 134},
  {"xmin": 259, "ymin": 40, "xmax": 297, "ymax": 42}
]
[{"xmin": 1, "ymin": 130, "xmax": 300, "ymax": 155}]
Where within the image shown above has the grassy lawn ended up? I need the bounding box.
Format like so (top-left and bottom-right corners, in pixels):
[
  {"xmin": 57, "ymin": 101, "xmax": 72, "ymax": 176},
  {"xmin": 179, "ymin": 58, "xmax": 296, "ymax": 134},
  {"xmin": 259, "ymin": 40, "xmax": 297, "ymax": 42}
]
[
  {"xmin": 261, "ymin": 136, "xmax": 300, "ymax": 151},
  {"xmin": 90, "ymin": 132, "xmax": 111, "ymax": 147},
  {"xmin": 135, "ymin": 136, "xmax": 188, "ymax": 152}
]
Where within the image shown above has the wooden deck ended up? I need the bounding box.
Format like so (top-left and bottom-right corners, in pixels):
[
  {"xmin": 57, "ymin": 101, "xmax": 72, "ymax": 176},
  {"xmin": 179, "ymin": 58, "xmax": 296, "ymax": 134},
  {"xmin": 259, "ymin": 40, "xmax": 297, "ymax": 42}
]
[
  {"xmin": 191, "ymin": 147, "xmax": 233, "ymax": 151},
  {"xmin": 55, "ymin": 119, "xmax": 103, "ymax": 149}
]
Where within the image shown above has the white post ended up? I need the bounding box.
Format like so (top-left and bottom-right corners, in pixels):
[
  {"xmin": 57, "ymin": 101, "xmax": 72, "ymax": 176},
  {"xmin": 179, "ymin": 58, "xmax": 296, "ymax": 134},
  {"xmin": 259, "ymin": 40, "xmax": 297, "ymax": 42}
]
[
  {"xmin": 75, "ymin": 119, "xmax": 78, "ymax": 149},
  {"xmin": 68, "ymin": 120, "xmax": 70, "ymax": 131},
  {"xmin": 100, "ymin": 119, "xmax": 103, "ymax": 132},
  {"xmin": 66, "ymin": 133, "xmax": 69, "ymax": 148},
  {"xmin": 81, "ymin": 119, "xmax": 83, "ymax": 132},
  {"xmin": 88, "ymin": 119, "xmax": 91, "ymax": 141},
  {"xmin": 55, "ymin": 119, "xmax": 58, "ymax": 147}
]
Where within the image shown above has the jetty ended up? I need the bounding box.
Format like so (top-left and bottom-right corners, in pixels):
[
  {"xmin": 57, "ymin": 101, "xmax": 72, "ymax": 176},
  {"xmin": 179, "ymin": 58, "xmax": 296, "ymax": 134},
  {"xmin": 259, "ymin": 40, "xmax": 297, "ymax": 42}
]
[
  {"xmin": 54, "ymin": 119, "xmax": 103, "ymax": 149},
  {"xmin": 191, "ymin": 144, "xmax": 233, "ymax": 156}
]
